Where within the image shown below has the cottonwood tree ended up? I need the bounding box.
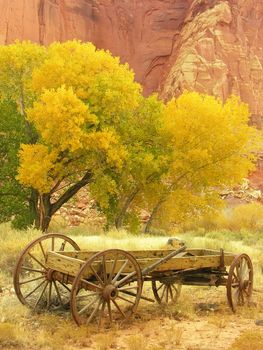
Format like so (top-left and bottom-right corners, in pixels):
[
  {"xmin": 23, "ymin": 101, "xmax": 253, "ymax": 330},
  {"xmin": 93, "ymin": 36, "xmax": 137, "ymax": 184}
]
[
  {"xmin": 143, "ymin": 92, "xmax": 261, "ymax": 233},
  {"xmin": 16, "ymin": 40, "xmax": 142, "ymax": 231},
  {"xmin": 89, "ymin": 94, "xmax": 172, "ymax": 230}
]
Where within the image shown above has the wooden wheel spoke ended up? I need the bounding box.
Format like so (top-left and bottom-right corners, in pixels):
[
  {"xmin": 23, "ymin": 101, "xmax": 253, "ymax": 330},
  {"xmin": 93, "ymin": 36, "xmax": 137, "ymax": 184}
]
[
  {"xmin": 51, "ymin": 237, "xmax": 55, "ymax": 251},
  {"xmin": 81, "ymin": 279, "xmax": 103, "ymax": 291},
  {"xmin": 165, "ymin": 285, "xmax": 169, "ymax": 303},
  {"xmin": 86, "ymin": 298, "xmax": 102, "ymax": 324},
  {"xmin": 59, "ymin": 240, "xmax": 67, "ymax": 251},
  {"xmin": 47, "ymin": 281, "xmax": 52, "ymax": 309},
  {"xmin": 232, "ymin": 271, "xmax": 239, "ymax": 282},
  {"xmin": 117, "ymin": 294, "xmax": 135, "ymax": 305},
  {"xmin": 233, "ymin": 288, "xmax": 239, "ymax": 302},
  {"xmin": 21, "ymin": 266, "xmax": 44, "ymax": 274},
  {"xmin": 98, "ymin": 300, "xmax": 106, "ymax": 327},
  {"xmin": 156, "ymin": 283, "xmax": 164, "ymax": 292},
  {"xmin": 28, "ymin": 252, "xmax": 47, "ymax": 270},
  {"xmin": 107, "ymin": 300, "xmax": 112, "ymax": 322},
  {"xmin": 57, "ymin": 280, "xmax": 71, "ymax": 293},
  {"xmin": 243, "ymin": 288, "xmax": 250, "ymax": 297},
  {"xmin": 90, "ymin": 264, "xmax": 104, "ymax": 285},
  {"xmin": 115, "ymin": 271, "xmax": 136, "ymax": 287},
  {"xmin": 108, "ymin": 254, "xmax": 118, "ymax": 283},
  {"xmin": 112, "ymin": 260, "xmax": 129, "ymax": 284},
  {"xmin": 112, "ymin": 299, "xmax": 126, "ymax": 318},
  {"xmin": 102, "ymin": 256, "xmax": 107, "ymax": 283},
  {"xmin": 119, "ymin": 290, "xmax": 137, "ymax": 297},
  {"xmin": 120, "ymin": 290, "xmax": 153, "ymax": 303},
  {"xmin": 168, "ymin": 285, "xmax": 173, "ymax": 300},
  {"xmin": 171, "ymin": 284, "xmax": 179, "ymax": 295},
  {"xmin": 39, "ymin": 242, "xmax": 46, "ymax": 260},
  {"xmin": 160, "ymin": 285, "xmax": 166, "ymax": 301},
  {"xmin": 19, "ymin": 275, "xmax": 45, "ymax": 285},
  {"xmin": 53, "ymin": 281, "xmax": 63, "ymax": 306},
  {"xmin": 118, "ymin": 285, "xmax": 138, "ymax": 292},
  {"xmin": 33, "ymin": 281, "xmax": 49, "ymax": 310},
  {"xmin": 231, "ymin": 282, "xmax": 240, "ymax": 288},
  {"xmin": 239, "ymin": 290, "xmax": 244, "ymax": 304},
  {"xmin": 24, "ymin": 279, "xmax": 46, "ymax": 299},
  {"xmin": 79, "ymin": 296, "xmax": 99, "ymax": 315}
]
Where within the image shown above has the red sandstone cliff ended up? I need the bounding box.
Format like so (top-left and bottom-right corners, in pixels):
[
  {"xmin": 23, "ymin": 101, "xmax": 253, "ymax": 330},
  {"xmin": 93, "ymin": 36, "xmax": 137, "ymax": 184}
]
[{"xmin": 1, "ymin": 0, "xmax": 263, "ymax": 125}]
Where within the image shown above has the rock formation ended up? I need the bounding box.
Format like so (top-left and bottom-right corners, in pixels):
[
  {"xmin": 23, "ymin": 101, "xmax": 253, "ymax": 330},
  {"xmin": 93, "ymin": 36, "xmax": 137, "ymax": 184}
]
[{"xmin": 1, "ymin": 0, "xmax": 263, "ymax": 128}]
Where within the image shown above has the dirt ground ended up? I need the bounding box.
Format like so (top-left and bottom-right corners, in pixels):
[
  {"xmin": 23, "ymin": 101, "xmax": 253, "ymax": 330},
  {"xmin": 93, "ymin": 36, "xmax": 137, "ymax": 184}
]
[{"xmin": 1, "ymin": 283, "xmax": 262, "ymax": 350}]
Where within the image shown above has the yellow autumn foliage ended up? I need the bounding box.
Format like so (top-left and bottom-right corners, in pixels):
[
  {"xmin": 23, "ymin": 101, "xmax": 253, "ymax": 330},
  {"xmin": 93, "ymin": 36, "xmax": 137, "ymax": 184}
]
[
  {"xmin": 15, "ymin": 41, "xmax": 140, "ymax": 194},
  {"xmin": 164, "ymin": 93, "xmax": 259, "ymax": 188},
  {"xmin": 17, "ymin": 144, "xmax": 58, "ymax": 194},
  {"xmin": 27, "ymin": 86, "xmax": 97, "ymax": 152},
  {"xmin": 0, "ymin": 40, "xmax": 46, "ymax": 108},
  {"xmin": 32, "ymin": 40, "xmax": 141, "ymax": 122}
]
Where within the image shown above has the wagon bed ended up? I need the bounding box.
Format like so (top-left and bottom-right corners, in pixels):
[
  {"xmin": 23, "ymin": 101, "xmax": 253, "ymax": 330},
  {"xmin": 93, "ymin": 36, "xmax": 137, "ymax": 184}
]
[{"xmin": 13, "ymin": 233, "xmax": 253, "ymax": 327}]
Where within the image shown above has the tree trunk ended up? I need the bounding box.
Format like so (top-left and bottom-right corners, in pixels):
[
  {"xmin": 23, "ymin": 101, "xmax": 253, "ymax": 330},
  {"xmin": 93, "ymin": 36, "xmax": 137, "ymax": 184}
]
[
  {"xmin": 144, "ymin": 200, "xmax": 164, "ymax": 234},
  {"xmin": 36, "ymin": 171, "xmax": 93, "ymax": 232},
  {"xmin": 115, "ymin": 187, "xmax": 140, "ymax": 229},
  {"xmin": 36, "ymin": 193, "xmax": 52, "ymax": 232},
  {"xmin": 29, "ymin": 188, "xmax": 40, "ymax": 227}
]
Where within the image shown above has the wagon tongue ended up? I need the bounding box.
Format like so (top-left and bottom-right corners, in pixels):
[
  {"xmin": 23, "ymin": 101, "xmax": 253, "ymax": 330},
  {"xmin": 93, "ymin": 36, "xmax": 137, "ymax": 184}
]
[{"xmin": 141, "ymin": 245, "xmax": 187, "ymax": 277}]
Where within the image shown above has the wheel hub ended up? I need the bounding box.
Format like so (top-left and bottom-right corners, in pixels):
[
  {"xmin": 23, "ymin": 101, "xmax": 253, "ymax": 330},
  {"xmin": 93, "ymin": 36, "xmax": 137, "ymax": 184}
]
[
  {"xmin": 45, "ymin": 269, "xmax": 55, "ymax": 282},
  {"xmin": 102, "ymin": 284, "xmax": 118, "ymax": 301}
]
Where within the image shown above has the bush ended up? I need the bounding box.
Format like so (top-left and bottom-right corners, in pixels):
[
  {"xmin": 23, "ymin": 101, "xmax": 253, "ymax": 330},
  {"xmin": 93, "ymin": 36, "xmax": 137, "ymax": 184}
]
[
  {"xmin": 230, "ymin": 330, "xmax": 263, "ymax": 350},
  {"xmin": 178, "ymin": 202, "xmax": 263, "ymax": 233},
  {"xmin": 228, "ymin": 202, "xmax": 263, "ymax": 232}
]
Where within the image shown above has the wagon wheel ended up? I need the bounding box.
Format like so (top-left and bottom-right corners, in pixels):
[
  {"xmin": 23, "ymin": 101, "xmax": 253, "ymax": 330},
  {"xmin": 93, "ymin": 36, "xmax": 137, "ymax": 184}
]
[
  {"xmin": 14, "ymin": 233, "xmax": 80, "ymax": 310},
  {"xmin": 152, "ymin": 280, "xmax": 181, "ymax": 304},
  {"xmin": 226, "ymin": 254, "xmax": 253, "ymax": 312},
  {"xmin": 70, "ymin": 249, "xmax": 143, "ymax": 327}
]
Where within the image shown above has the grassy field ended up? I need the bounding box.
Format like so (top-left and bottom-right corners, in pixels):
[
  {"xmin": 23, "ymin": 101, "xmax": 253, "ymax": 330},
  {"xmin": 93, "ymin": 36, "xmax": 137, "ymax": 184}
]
[{"xmin": 0, "ymin": 223, "xmax": 263, "ymax": 349}]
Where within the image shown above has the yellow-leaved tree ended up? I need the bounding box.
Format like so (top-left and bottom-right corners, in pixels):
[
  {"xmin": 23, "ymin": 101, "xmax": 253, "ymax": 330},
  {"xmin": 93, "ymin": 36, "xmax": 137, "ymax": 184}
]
[
  {"xmin": 144, "ymin": 92, "xmax": 261, "ymax": 233},
  {"xmin": 3, "ymin": 40, "xmax": 141, "ymax": 231}
]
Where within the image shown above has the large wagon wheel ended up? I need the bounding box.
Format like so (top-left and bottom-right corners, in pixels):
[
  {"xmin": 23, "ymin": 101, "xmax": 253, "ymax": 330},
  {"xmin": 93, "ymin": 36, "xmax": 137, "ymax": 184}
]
[
  {"xmin": 70, "ymin": 249, "xmax": 143, "ymax": 327},
  {"xmin": 152, "ymin": 280, "xmax": 181, "ymax": 304},
  {"xmin": 226, "ymin": 254, "xmax": 253, "ymax": 312},
  {"xmin": 14, "ymin": 233, "xmax": 80, "ymax": 310}
]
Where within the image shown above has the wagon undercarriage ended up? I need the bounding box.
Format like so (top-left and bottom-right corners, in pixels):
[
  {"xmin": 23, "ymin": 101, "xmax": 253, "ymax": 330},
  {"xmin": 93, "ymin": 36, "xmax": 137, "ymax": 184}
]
[{"xmin": 13, "ymin": 233, "xmax": 253, "ymax": 327}]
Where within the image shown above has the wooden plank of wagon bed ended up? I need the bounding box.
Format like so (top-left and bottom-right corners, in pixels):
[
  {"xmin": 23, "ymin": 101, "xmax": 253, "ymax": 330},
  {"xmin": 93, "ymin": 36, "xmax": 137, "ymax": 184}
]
[
  {"xmin": 46, "ymin": 251, "xmax": 235, "ymax": 279},
  {"xmin": 53, "ymin": 248, "xmax": 230, "ymax": 261}
]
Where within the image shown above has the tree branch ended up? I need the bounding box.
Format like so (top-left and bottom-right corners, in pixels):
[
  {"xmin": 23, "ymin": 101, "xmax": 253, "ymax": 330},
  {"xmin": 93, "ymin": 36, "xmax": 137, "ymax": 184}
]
[{"xmin": 50, "ymin": 171, "xmax": 92, "ymax": 215}]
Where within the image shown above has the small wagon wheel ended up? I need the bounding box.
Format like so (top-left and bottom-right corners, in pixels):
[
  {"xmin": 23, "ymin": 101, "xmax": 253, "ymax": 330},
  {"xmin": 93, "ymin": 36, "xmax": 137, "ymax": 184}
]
[
  {"xmin": 70, "ymin": 249, "xmax": 143, "ymax": 327},
  {"xmin": 14, "ymin": 233, "xmax": 80, "ymax": 310},
  {"xmin": 152, "ymin": 280, "xmax": 181, "ymax": 304},
  {"xmin": 226, "ymin": 253, "xmax": 253, "ymax": 312}
]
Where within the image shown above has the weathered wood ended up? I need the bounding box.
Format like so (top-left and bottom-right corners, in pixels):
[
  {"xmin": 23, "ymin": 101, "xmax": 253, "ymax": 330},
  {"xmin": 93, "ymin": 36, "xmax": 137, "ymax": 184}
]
[
  {"xmin": 141, "ymin": 246, "xmax": 186, "ymax": 276},
  {"xmin": 46, "ymin": 250, "xmax": 235, "ymax": 279},
  {"xmin": 55, "ymin": 248, "xmax": 229, "ymax": 261}
]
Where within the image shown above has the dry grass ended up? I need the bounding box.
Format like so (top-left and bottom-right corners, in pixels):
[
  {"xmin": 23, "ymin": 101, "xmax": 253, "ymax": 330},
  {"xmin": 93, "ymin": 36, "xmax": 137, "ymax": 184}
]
[{"xmin": 229, "ymin": 330, "xmax": 263, "ymax": 350}]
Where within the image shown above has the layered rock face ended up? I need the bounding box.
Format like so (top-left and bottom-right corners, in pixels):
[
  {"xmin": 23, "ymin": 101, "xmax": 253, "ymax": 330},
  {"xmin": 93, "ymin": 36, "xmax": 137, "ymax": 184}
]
[{"xmin": 1, "ymin": 0, "xmax": 263, "ymax": 122}]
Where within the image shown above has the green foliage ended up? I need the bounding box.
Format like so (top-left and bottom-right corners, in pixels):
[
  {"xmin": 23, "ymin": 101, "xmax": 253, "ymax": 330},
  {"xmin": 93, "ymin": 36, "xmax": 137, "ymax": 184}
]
[{"xmin": 0, "ymin": 101, "xmax": 33, "ymax": 228}]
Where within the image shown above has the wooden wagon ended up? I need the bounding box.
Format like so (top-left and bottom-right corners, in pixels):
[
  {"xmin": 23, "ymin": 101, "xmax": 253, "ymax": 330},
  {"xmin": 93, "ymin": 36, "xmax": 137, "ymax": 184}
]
[{"xmin": 14, "ymin": 233, "xmax": 253, "ymax": 327}]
